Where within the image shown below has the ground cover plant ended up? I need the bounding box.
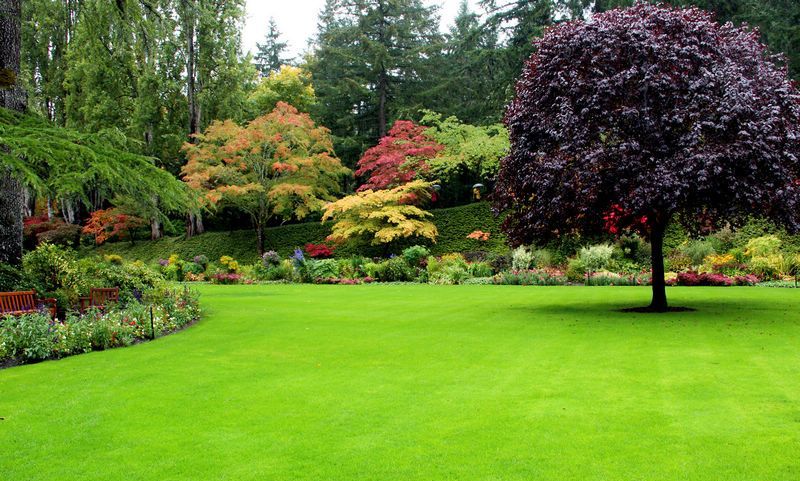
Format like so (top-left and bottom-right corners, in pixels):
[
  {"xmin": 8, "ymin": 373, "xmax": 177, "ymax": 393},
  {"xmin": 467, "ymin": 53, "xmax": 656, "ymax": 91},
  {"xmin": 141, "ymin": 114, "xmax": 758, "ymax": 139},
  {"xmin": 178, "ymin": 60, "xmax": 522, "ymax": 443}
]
[{"xmin": 1, "ymin": 284, "xmax": 799, "ymax": 480}]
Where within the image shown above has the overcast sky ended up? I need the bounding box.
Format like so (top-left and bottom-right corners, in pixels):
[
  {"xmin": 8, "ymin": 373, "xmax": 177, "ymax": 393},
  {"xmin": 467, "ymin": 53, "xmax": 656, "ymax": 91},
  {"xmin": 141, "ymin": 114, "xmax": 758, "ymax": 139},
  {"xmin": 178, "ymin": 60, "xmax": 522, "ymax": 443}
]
[{"xmin": 242, "ymin": 0, "xmax": 481, "ymax": 59}]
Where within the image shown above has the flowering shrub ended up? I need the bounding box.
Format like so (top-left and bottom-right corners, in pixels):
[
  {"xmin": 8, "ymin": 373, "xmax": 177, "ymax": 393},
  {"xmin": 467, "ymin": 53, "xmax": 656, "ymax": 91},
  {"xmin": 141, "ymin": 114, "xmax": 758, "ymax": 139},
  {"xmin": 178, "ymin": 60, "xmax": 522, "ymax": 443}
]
[
  {"xmin": 304, "ymin": 243, "xmax": 335, "ymax": 258},
  {"xmin": 467, "ymin": 230, "xmax": 491, "ymax": 242},
  {"xmin": 262, "ymin": 251, "xmax": 281, "ymax": 267},
  {"xmin": 667, "ymin": 272, "xmax": 759, "ymax": 287},
  {"xmin": 495, "ymin": 269, "xmax": 568, "ymax": 286},
  {"xmin": 219, "ymin": 256, "xmax": 239, "ymax": 273},
  {"xmin": 587, "ymin": 271, "xmax": 651, "ymax": 286},
  {"xmin": 1, "ymin": 288, "xmax": 200, "ymax": 365},
  {"xmin": 193, "ymin": 255, "xmax": 209, "ymax": 269},
  {"xmin": 210, "ymin": 273, "xmax": 242, "ymax": 285},
  {"xmin": 314, "ymin": 277, "xmax": 374, "ymax": 285}
]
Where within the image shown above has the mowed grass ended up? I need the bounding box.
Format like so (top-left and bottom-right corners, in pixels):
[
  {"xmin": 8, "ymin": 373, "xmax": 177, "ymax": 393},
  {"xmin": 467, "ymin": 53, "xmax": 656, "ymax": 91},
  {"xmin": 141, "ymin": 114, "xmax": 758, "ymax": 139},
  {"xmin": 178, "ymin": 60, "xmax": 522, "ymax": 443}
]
[{"xmin": 2, "ymin": 285, "xmax": 800, "ymax": 481}]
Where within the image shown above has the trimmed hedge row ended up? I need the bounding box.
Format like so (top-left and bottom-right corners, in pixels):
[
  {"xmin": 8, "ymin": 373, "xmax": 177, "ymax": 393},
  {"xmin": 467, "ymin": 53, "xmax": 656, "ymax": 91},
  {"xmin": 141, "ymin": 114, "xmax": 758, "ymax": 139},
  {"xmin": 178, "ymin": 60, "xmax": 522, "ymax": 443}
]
[{"xmin": 87, "ymin": 202, "xmax": 507, "ymax": 263}]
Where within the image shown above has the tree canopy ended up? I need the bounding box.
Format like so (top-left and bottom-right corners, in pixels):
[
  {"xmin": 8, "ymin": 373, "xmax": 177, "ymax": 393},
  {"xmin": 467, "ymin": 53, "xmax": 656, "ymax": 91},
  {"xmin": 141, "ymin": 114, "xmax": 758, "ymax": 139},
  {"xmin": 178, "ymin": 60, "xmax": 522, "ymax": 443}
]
[
  {"xmin": 181, "ymin": 102, "xmax": 349, "ymax": 253},
  {"xmin": 493, "ymin": 3, "xmax": 800, "ymax": 310}
]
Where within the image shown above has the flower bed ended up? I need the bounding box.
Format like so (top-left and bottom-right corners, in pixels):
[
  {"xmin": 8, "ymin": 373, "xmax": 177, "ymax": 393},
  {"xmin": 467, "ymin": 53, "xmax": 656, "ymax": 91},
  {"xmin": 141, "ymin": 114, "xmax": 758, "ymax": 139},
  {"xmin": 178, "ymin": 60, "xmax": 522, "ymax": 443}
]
[{"xmin": 1, "ymin": 287, "xmax": 200, "ymax": 367}]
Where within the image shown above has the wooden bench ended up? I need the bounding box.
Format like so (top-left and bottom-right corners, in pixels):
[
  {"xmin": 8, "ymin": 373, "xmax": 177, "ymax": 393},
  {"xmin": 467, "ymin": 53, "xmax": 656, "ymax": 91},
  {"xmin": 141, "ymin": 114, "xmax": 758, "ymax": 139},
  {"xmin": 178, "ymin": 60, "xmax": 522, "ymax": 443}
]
[
  {"xmin": 79, "ymin": 287, "xmax": 120, "ymax": 312},
  {"xmin": 0, "ymin": 291, "xmax": 57, "ymax": 318}
]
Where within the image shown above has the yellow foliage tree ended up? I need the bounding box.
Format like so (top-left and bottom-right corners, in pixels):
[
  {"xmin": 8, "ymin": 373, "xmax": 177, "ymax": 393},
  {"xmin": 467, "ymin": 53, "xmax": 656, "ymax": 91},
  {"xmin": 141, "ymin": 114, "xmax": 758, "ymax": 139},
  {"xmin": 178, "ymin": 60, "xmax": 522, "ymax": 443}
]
[
  {"xmin": 322, "ymin": 180, "xmax": 438, "ymax": 246},
  {"xmin": 182, "ymin": 102, "xmax": 350, "ymax": 253}
]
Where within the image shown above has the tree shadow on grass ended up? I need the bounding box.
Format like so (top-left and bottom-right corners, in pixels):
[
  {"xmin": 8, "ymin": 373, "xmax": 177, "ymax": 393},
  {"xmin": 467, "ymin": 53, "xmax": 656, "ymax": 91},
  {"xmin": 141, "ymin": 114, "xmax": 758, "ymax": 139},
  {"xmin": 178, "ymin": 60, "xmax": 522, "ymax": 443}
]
[{"xmin": 513, "ymin": 297, "xmax": 790, "ymax": 321}]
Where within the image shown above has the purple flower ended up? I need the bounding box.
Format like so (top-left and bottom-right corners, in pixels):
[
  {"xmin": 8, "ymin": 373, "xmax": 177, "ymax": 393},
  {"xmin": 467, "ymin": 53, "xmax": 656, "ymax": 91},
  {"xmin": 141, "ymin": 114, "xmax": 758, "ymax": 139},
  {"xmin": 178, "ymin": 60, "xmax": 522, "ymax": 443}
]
[{"xmin": 159, "ymin": 259, "xmax": 169, "ymax": 267}]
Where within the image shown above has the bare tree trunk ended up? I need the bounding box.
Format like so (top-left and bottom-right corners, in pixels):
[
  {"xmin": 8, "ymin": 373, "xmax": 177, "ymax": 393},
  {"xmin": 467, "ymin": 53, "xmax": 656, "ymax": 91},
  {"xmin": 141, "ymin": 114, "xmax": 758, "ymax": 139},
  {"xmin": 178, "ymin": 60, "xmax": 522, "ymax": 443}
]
[{"xmin": 0, "ymin": 0, "xmax": 25, "ymax": 266}]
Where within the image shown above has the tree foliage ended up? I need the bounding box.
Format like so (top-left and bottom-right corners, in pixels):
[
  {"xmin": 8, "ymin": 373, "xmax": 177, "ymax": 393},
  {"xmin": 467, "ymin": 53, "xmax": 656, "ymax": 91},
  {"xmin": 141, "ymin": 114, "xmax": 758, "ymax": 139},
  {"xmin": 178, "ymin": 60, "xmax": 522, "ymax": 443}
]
[
  {"xmin": 494, "ymin": 4, "xmax": 800, "ymax": 310},
  {"xmin": 248, "ymin": 66, "xmax": 316, "ymax": 118},
  {"xmin": 322, "ymin": 180, "xmax": 438, "ymax": 245},
  {"xmin": 82, "ymin": 208, "xmax": 146, "ymax": 245},
  {"xmin": 0, "ymin": 107, "xmax": 189, "ymax": 223},
  {"xmin": 354, "ymin": 120, "xmax": 443, "ymax": 191},
  {"xmin": 421, "ymin": 111, "xmax": 508, "ymax": 186},
  {"xmin": 254, "ymin": 17, "xmax": 289, "ymax": 76},
  {"xmin": 181, "ymin": 102, "xmax": 349, "ymax": 253},
  {"xmin": 307, "ymin": 0, "xmax": 441, "ymax": 164}
]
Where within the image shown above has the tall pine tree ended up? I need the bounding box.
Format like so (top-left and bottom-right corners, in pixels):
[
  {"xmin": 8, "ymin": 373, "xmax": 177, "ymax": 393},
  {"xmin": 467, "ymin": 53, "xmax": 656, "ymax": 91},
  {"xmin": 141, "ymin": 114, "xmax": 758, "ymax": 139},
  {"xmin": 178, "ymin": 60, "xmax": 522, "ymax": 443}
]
[
  {"xmin": 254, "ymin": 17, "xmax": 289, "ymax": 75},
  {"xmin": 308, "ymin": 0, "xmax": 441, "ymax": 166}
]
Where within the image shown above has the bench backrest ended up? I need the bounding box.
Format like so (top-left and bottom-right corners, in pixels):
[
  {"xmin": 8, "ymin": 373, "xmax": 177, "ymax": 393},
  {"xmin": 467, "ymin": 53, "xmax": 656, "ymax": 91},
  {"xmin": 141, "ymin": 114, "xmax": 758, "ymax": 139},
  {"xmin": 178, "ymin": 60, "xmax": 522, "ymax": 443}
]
[
  {"xmin": 0, "ymin": 291, "xmax": 38, "ymax": 315},
  {"xmin": 90, "ymin": 287, "xmax": 119, "ymax": 306}
]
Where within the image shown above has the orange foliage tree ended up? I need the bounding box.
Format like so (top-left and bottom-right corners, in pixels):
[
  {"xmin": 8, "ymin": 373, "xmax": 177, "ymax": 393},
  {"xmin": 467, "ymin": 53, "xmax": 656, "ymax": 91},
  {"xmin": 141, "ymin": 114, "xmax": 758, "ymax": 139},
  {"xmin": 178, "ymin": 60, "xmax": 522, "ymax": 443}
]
[
  {"xmin": 82, "ymin": 208, "xmax": 146, "ymax": 245},
  {"xmin": 181, "ymin": 102, "xmax": 350, "ymax": 253}
]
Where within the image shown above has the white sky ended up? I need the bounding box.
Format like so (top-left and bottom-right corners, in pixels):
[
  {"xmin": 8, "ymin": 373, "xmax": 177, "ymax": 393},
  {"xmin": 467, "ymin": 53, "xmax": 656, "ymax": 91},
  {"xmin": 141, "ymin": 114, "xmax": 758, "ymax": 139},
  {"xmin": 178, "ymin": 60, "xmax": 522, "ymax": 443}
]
[{"xmin": 243, "ymin": 0, "xmax": 481, "ymax": 60}]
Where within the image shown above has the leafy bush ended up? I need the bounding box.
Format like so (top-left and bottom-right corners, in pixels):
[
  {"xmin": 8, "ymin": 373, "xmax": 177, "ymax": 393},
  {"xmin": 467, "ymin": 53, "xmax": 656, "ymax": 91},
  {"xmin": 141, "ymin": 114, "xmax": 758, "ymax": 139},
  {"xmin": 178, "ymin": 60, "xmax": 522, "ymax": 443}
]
[
  {"xmin": 747, "ymin": 255, "xmax": 785, "ymax": 280},
  {"xmin": 193, "ymin": 255, "xmax": 209, "ymax": 269},
  {"xmin": 745, "ymin": 235, "xmax": 782, "ymax": 258},
  {"xmin": 565, "ymin": 257, "xmax": 586, "ymax": 282},
  {"xmin": 588, "ymin": 271, "xmax": 650, "ymax": 286},
  {"xmin": 468, "ymin": 262, "xmax": 494, "ymax": 278},
  {"xmin": 261, "ymin": 251, "xmax": 280, "ymax": 267},
  {"xmin": 511, "ymin": 246, "xmax": 535, "ymax": 271},
  {"xmin": 682, "ymin": 240, "xmax": 716, "ymax": 267},
  {"xmin": 37, "ymin": 224, "xmax": 82, "ymax": 248},
  {"xmin": 495, "ymin": 269, "xmax": 568, "ymax": 286},
  {"xmin": 0, "ymin": 313, "xmax": 54, "ymax": 362},
  {"xmin": 0, "ymin": 263, "xmax": 21, "ymax": 291},
  {"xmin": 402, "ymin": 245, "xmax": 431, "ymax": 267},
  {"xmin": 365, "ymin": 257, "xmax": 416, "ymax": 282},
  {"xmin": 306, "ymin": 259, "xmax": 341, "ymax": 280},
  {"xmin": 578, "ymin": 244, "xmax": 614, "ymax": 273}
]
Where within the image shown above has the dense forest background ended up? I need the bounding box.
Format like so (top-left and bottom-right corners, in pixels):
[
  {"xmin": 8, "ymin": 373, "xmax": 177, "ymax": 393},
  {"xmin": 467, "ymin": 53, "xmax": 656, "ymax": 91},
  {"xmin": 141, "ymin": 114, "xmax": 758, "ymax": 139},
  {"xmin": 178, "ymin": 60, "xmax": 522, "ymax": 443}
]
[{"xmin": 15, "ymin": 0, "xmax": 800, "ymax": 232}]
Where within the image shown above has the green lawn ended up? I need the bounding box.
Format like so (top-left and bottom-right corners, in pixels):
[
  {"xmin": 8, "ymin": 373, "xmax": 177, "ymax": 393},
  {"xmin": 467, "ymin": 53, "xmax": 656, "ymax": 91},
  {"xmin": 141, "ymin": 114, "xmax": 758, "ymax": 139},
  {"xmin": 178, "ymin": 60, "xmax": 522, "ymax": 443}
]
[{"xmin": 2, "ymin": 285, "xmax": 800, "ymax": 480}]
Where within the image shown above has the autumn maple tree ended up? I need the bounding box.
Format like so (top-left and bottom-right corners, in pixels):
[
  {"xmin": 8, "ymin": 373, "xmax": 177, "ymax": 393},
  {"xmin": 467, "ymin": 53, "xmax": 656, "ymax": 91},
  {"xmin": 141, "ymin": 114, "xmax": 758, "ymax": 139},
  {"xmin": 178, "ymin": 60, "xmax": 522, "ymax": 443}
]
[
  {"xmin": 355, "ymin": 120, "xmax": 443, "ymax": 191},
  {"xmin": 182, "ymin": 102, "xmax": 350, "ymax": 254},
  {"xmin": 494, "ymin": 4, "xmax": 800, "ymax": 311},
  {"xmin": 322, "ymin": 180, "xmax": 438, "ymax": 246},
  {"xmin": 82, "ymin": 208, "xmax": 146, "ymax": 245}
]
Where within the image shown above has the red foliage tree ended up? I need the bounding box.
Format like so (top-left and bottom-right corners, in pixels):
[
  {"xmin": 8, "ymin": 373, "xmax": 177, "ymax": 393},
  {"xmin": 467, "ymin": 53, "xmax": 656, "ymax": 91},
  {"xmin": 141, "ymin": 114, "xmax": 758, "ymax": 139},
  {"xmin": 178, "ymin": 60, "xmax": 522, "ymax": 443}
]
[
  {"xmin": 304, "ymin": 242, "xmax": 335, "ymax": 258},
  {"xmin": 493, "ymin": 4, "xmax": 800, "ymax": 311},
  {"xmin": 82, "ymin": 209, "xmax": 146, "ymax": 245},
  {"xmin": 355, "ymin": 120, "xmax": 443, "ymax": 191}
]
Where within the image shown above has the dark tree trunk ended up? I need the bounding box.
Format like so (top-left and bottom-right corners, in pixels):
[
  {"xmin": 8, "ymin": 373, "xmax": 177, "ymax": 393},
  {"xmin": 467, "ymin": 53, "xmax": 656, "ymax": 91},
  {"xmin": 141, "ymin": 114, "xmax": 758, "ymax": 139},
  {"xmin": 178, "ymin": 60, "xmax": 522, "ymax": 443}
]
[
  {"xmin": 185, "ymin": 0, "xmax": 200, "ymax": 137},
  {"xmin": 649, "ymin": 218, "xmax": 669, "ymax": 312},
  {"xmin": 377, "ymin": 72, "xmax": 387, "ymax": 138},
  {"xmin": 0, "ymin": 0, "xmax": 25, "ymax": 266}
]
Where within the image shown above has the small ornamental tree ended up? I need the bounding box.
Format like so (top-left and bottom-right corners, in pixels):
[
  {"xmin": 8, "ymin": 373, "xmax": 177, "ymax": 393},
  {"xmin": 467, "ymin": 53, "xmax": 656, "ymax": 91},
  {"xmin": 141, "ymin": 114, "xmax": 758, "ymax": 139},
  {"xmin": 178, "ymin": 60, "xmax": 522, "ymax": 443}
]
[
  {"xmin": 494, "ymin": 4, "xmax": 800, "ymax": 311},
  {"xmin": 355, "ymin": 121, "xmax": 443, "ymax": 191},
  {"xmin": 322, "ymin": 180, "xmax": 439, "ymax": 246},
  {"xmin": 181, "ymin": 102, "xmax": 350, "ymax": 254},
  {"xmin": 82, "ymin": 208, "xmax": 146, "ymax": 245}
]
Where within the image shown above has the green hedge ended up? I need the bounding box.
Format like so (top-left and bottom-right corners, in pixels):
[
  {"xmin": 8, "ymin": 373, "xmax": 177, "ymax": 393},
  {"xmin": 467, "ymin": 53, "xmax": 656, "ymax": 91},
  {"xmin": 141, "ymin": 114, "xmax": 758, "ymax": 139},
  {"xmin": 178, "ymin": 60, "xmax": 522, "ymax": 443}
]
[{"xmin": 86, "ymin": 202, "xmax": 508, "ymax": 263}]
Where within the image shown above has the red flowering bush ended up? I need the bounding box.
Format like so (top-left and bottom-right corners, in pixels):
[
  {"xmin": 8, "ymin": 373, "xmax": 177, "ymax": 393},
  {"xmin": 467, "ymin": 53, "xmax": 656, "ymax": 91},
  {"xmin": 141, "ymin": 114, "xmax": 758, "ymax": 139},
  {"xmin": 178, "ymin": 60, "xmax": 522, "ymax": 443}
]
[{"xmin": 304, "ymin": 243, "xmax": 335, "ymax": 258}]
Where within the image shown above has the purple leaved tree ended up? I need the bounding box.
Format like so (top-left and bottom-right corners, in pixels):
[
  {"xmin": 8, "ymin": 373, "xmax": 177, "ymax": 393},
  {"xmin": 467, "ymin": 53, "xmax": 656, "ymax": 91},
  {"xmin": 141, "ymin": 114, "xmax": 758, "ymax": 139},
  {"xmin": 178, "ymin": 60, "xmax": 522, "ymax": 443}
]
[{"xmin": 494, "ymin": 4, "xmax": 800, "ymax": 311}]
